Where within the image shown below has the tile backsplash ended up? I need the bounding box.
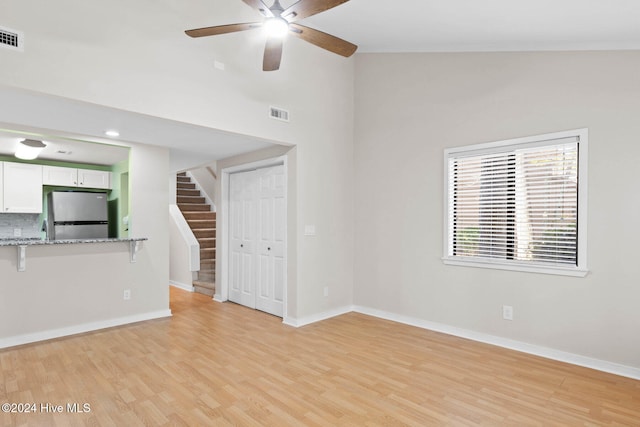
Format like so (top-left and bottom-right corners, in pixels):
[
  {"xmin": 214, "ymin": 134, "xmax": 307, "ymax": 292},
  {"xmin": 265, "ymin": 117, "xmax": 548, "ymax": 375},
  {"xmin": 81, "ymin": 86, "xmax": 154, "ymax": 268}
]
[{"xmin": 0, "ymin": 213, "xmax": 42, "ymax": 239}]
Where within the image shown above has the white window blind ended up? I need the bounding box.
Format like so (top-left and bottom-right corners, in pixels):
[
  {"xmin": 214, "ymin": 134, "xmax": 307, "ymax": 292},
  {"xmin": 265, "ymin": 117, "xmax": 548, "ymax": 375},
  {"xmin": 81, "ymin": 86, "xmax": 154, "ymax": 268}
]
[{"xmin": 443, "ymin": 130, "xmax": 588, "ymax": 276}]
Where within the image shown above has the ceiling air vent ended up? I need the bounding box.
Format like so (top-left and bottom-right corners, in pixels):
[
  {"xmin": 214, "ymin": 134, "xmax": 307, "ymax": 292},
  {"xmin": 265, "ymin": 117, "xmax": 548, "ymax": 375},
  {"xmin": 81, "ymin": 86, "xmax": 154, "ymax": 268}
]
[
  {"xmin": 269, "ymin": 106, "xmax": 290, "ymax": 122},
  {"xmin": 0, "ymin": 26, "xmax": 24, "ymax": 51}
]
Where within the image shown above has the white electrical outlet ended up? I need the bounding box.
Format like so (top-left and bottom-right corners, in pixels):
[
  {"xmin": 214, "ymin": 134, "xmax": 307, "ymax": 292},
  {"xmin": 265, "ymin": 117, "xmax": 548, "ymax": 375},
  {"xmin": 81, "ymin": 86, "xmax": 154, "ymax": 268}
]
[
  {"xmin": 324, "ymin": 287, "xmax": 329, "ymax": 297},
  {"xmin": 123, "ymin": 289, "xmax": 131, "ymax": 300},
  {"xmin": 502, "ymin": 305, "xmax": 513, "ymax": 321},
  {"xmin": 13, "ymin": 228, "xmax": 21, "ymax": 237}
]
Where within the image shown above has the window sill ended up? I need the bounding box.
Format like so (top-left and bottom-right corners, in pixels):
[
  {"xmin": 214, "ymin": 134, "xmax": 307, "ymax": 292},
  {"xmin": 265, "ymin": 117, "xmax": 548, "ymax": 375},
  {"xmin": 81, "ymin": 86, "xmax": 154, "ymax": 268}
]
[{"xmin": 442, "ymin": 257, "xmax": 588, "ymax": 277}]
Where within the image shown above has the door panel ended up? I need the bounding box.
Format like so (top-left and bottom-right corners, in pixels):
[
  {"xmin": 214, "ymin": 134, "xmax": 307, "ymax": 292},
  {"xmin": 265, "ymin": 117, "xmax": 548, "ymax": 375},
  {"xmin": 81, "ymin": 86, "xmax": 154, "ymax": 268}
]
[
  {"xmin": 78, "ymin": 169, "xmax": 111, "ymax": 189},
  {"xmin": 229, "ymin": 171, "xmax": 258, "ymax": 308},
  {"xmin": 3, "ymin": 162, "xmax": 43, "ymax": 213},
  {"xmin": 259, "ymin": 253, "xmax": 272, "ymax": 298},
  {"xmin": 228, "ymin": 165, "xmax": 285, "ymax": 317},
  {"xmin": 274, "ymin": 257, "xmax": 285, "ymax": 301},
  {"xmin": 255, "ymin": 165, "xmax": 285, "ymax": 317}
]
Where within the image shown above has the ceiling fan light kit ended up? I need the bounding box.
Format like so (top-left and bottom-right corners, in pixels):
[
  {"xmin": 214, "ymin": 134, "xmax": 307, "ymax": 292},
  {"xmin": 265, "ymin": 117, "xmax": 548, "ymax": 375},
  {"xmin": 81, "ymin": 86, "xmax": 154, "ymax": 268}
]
[
  {"xmin": 263, "ymin": 17, "xmax": 289, "ymax": 38},
  {"xmin": 185, "ymin": 0, "xmax": 357, "ymax": 71}
]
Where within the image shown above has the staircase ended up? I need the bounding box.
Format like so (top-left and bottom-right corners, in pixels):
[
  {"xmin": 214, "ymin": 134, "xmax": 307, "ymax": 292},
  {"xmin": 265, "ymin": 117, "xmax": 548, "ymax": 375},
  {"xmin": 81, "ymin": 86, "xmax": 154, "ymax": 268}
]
[{"xmin": 177, "ymin": 172, "xmax": 216, "ymax": 296}]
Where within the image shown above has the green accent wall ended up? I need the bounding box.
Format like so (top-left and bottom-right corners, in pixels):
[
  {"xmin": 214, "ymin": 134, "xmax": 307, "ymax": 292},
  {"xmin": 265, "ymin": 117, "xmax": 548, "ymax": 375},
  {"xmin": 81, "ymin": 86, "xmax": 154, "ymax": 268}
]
[{"xmin": 109, "ymin": 158, "xmax": 130, "ymax": 238}]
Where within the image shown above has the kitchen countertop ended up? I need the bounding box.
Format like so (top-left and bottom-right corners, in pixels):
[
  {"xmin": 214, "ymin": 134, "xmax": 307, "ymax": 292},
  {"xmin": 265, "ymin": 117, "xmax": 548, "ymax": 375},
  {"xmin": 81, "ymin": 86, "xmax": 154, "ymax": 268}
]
[{"xmin": 0, "ymin": 237, "xmax": 147, "ymax": 247}]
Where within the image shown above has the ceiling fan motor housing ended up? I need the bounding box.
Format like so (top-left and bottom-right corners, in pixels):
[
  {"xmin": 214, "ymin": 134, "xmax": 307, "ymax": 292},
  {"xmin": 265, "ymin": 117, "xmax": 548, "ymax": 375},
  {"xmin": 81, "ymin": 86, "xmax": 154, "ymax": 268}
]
[{"xmin": 270, "ymin": 0, "xmax": 285, "ymax": 15}]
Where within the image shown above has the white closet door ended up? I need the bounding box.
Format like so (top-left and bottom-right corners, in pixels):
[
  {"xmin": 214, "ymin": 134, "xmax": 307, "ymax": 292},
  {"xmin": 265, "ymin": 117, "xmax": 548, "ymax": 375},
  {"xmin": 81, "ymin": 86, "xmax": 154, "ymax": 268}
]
[
  {"xmin": 228, "ymin": 164, "xmax": 286, "ymax": 317},
  {"xmin": 228, "ymin": 170, "xmax": 258, "ymax": 308},
  {"xmin": 256, "ymin": 165, "xmax": 286, "ymax": 317}
]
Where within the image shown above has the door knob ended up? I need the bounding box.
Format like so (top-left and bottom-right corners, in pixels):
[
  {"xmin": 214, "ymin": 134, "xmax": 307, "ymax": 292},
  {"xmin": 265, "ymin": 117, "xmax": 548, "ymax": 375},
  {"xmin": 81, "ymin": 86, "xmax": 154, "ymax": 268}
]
[
  {"xmin": 267, "ymin": 247, "xmax": 271, "ymax": 251},
  {"xmin": 240, "ymin": 244, "xmax": 244, "ymax": 248}
]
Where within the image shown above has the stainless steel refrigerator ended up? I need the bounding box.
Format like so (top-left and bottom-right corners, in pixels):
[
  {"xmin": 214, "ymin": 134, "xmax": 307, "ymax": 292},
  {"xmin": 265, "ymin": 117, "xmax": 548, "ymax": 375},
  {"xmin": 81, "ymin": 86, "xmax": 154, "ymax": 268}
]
[{"xmin": 47, "ymin": 191, "xmax": 109, "ymax": 240}]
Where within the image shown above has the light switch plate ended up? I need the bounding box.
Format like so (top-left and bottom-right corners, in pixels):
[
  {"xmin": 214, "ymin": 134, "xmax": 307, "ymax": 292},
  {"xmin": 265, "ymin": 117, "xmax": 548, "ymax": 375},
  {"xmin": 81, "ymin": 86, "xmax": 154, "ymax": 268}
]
[
  {"xmin": 502, "ymin": 305, "xmax": 513, "ymax": 321},
  {"xmin": 304, "ymin": 225, "xmax": 316, "ymax": 236}
]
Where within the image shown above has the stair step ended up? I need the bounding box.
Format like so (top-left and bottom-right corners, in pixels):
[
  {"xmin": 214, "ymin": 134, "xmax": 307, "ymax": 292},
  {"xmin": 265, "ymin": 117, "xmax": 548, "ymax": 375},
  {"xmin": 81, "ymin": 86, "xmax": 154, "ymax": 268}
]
[
  {"xmin": 183, "ymin": 211, "xmax": 216, "ymax": 220},
  {"xmin": 200, "ymin": 260, "xmax": 215, "ymax": 269},
  {"xmin": 194, "ymin": 229, "xmax": 215, "ymax": 239},
  {"xmin": 187, "ymin": 219, "xmax": 216, "ymax": 230},
  {"xmin": 177, "ymin": 188, "xmax": 200, "ymax": 197},
  {"xmin": 179, "ymin": 204, "xmax": 210, "ymax": 212},
  {"xmin": 177, "ymin": 196, "xmax": 205, "ymax": 204},
  {"xmin": 177, "ymin": 182, "xmax": 196, "ymax": 190},
  {"xmin": 177, "ymin": 172, "xmax": 187, "ymax": 177},
  {"xmin": 198, "ymin": 238, "xmax": 216, "ymax": 249},
  {"xmin": 192, "ymin": 280, "xmax": 215, "ymax": 288},
  {"xmin": 198, "ymin": 272, "xmax": 215, "ymax": 282},
  {"xmin": 177, "ymin": 176, "xmax": 191, "ymax": 183},
  {"xmin": 193, "ymin": 281, "xmax": 215, "ymax": 296},
  {"xmin": 200, "ymin": 248, "xmax": 216, "ymax": 259}
]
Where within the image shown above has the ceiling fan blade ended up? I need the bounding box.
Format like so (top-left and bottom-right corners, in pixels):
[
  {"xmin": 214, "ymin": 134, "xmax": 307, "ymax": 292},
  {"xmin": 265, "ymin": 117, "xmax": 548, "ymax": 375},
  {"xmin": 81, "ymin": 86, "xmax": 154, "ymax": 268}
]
[
  {"xmin": 289, "ymin": 24, "xmax": 357, "ymax": 57},
  {"xmin": 241, "ymin": 0, "xmax": 274, "ymax": 17},
  {"xmin": 263, "ymin": 37, "xmax": 284, "ymax": 71},
  {"xmin": 185, "ymin": 22, "xmax": 261, "ymax": 38},
  {"xmin": 282, "ymin": 0, "xmax": 349, "ymax": 22}
]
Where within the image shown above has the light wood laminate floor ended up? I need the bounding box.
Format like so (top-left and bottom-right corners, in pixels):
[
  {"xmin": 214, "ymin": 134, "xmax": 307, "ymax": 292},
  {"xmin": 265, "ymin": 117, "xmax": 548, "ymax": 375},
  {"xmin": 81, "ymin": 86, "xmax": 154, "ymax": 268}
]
[{"xmin": 1, "ymin": 287, "xmax": 639, "ymax": 426}]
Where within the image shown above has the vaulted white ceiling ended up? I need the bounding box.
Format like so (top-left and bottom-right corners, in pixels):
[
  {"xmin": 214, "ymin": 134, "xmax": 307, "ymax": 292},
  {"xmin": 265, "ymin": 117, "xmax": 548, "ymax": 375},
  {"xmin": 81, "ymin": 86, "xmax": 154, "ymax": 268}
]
[{"xmin": 304, "ymin": 0, "xmax": 640, "ymax": 53}]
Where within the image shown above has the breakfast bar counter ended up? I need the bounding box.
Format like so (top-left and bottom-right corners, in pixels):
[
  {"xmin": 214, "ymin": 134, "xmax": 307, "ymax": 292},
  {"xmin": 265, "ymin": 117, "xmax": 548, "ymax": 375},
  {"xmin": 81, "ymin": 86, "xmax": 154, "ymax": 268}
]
[{"xmin": 0, "ymin": 237, "xmax": 148, "ymax": 271}]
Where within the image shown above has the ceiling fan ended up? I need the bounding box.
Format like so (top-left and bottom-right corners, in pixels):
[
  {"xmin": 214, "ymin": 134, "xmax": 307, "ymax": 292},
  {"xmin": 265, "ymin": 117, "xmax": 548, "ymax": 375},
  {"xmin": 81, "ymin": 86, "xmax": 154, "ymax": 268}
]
[{"xmin": 185, "ymin": 0, "xmax": 357, "ymax": 71}]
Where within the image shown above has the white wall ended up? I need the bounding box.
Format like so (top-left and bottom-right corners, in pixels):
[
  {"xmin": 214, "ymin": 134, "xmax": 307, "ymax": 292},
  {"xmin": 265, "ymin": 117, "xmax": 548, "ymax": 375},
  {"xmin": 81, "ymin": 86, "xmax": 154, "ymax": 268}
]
[
  {"xmin": 0, "ymin": 0, "xmax": 355, "ymax": 321},
  {"xmin": 354, "ymin": 51, "xmax": 640, "ymax": 370},
  {"xmin": 169, "ymin": 205, "xmax": 198, "ymax": 291},
  {"xmin": 189, "ymin": 164, "xmax": 217, "ymax": 210},
  {"xmin": 0, "ymin": 142, "xmax": 170, "ymax": 345}
]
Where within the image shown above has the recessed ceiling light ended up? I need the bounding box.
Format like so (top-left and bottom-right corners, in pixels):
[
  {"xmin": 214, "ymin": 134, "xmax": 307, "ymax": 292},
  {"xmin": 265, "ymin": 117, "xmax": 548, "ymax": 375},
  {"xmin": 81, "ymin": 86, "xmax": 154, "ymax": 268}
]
[{"xmin": 105, "ymin": 130, "xmax": 120, "ymax": 137}]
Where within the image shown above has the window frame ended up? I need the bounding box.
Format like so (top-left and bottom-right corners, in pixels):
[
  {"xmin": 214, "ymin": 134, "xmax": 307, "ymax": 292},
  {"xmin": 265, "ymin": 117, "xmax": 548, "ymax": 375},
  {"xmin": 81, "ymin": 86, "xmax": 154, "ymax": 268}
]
[{"xmin": 442, "ymin": 129, "xmax": 588, "ymax": 277}]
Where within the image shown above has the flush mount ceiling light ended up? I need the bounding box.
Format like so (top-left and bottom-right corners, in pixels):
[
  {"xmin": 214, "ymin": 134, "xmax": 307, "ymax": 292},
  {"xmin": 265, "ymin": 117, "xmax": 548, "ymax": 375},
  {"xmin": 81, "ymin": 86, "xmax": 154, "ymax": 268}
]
[
  {"xmin": 105, "ymin": 130, "xmax": 120, "ymax": 137},
  {"xmin": 15, "ymin": 139, "xmax": 46, "ymax": 160}
]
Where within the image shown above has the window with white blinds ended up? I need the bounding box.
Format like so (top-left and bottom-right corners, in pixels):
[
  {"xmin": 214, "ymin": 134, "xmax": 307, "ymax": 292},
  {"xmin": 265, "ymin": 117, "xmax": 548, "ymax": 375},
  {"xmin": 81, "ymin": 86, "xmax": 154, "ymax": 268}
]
[{"xmin": 443, "ymin": 129, "xmax": 588, "ymax": 276}]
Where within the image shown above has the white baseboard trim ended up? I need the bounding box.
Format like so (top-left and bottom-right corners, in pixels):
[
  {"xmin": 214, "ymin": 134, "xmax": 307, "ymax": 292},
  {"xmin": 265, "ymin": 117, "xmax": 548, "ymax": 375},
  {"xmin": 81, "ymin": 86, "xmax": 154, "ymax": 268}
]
[
  {"xmin": 353, "ymin": 305, "xmax": 640, "ymax": 381},
  {"xmin": 283, "ymin": 305, "xmax": 353, "ymax": 328},
  {"xmin": 0, "ymin": 309, "xmax": 172, "ymax": 350},
  {"xmin": 170, "ymin": 280, "xmax": 194, "ymax": 292}
]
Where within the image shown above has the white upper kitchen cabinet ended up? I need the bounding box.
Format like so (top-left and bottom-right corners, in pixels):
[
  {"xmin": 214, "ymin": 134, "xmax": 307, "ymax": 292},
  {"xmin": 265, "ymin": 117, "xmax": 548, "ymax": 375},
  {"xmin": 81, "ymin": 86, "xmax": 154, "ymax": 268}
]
[
  {"xmin": 78, "ymin": 169, "xmax": 111, "ymax": 189},
  {"xmin": 42, "ymin": 165, "xmax": 79, "ymax": 186},
  {"xmin": 43, "ymin": 166, "xmax": 111, "ymax": 189},
  {"xmin": 3, "ymin": 162, "xmax": 43, "ymax": 213}
]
